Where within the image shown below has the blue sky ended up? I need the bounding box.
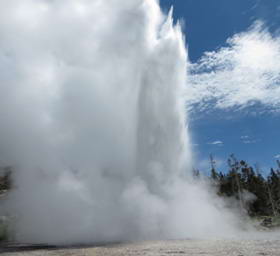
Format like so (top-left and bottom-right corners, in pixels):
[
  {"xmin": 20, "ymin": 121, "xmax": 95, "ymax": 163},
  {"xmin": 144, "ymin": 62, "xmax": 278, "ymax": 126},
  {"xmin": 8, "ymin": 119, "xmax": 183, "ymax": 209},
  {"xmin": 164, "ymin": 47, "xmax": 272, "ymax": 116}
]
[{"xmin": 160, "ymin": 0, "xmax": 280, "ymax": 175}]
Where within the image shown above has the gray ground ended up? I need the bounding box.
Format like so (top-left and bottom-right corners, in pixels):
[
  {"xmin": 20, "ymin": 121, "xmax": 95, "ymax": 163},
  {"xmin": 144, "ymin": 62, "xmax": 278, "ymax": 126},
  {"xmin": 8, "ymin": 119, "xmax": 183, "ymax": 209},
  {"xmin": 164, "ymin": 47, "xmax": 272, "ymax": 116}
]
[{"xmin": 1, "ymin": 239, "xmax": 280, "ymax": 256}]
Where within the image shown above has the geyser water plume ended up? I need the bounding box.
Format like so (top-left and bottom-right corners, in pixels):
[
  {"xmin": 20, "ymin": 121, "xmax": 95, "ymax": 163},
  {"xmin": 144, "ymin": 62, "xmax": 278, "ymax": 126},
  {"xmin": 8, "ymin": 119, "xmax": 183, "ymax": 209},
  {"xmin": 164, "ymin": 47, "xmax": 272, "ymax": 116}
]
[{"xmin": 1, "ymin": 0, "xmax": 243, "ymax": 244}]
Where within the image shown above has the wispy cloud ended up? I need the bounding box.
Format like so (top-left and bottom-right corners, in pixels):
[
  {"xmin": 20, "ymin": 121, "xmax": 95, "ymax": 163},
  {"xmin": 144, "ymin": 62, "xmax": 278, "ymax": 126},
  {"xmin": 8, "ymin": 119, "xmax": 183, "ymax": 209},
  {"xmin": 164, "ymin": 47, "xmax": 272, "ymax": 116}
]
[
  {"xmin": 240, "ymin": 135, "xmax": 259, "ymax": 144},
  {"xmin": 242, "ymin": 139, "xmax": 258, "ymax": 144},
  {"xmin": 274, "ymin": 154, "xmax": 280, "ymax": 159},
  {"xmin": 187, "ymin": 21, "xmax": 280, "ymax": 114},
  {"xmin": 191, "ymin": 143, "xmax": 199, "ymax": 147},
  {"xmin": 207, "ymin": 140, "xmax": 223, "ymax": 146}
]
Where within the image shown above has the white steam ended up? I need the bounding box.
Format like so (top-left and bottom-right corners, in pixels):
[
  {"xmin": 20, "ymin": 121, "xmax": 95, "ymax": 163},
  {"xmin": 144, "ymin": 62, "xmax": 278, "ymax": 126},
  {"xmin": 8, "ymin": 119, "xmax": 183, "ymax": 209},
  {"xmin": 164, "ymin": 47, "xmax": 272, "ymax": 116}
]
[{"xmin": 0, "ymin": 0, "xmax": 245, "ymax": 244}]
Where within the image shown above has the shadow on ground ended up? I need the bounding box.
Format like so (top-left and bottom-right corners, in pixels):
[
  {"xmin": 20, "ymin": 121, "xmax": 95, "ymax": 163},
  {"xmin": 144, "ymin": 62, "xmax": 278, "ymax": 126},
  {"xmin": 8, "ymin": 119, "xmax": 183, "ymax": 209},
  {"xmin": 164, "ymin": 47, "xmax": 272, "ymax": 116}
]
[{"xmin": 0, "ymin": 241, "xmax": 122, "ymax": 254}]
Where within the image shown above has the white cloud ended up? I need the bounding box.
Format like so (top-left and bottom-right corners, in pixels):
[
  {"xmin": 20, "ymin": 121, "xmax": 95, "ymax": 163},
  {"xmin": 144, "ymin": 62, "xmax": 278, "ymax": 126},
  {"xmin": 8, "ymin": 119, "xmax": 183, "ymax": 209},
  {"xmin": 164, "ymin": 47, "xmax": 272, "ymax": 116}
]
[
  {"xmin": 240, "ymin": 135, "xmax": 259, "ymax": 144},
  {"xmin": 187, "ymin": 21, "xmax": 280, "ymax": 114},
  {"xmin": 242, "ymin": 140, "xmax": 258, "ymax": 144},
  {"xmin": 274, "ymin": 154, "xmax": 280, "ymax": 159},
  {"xmin": 207, "ymin": 140, "xmax": 223, "ymax": 146}
]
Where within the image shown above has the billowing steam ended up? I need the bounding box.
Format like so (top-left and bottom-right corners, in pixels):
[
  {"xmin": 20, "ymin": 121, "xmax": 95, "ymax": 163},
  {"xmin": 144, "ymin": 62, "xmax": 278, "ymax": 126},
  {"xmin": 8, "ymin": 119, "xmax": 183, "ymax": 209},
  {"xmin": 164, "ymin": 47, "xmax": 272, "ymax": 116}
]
[{"xmin": 1, "ymin": 0, "xmax": 246, "ymax": 244}]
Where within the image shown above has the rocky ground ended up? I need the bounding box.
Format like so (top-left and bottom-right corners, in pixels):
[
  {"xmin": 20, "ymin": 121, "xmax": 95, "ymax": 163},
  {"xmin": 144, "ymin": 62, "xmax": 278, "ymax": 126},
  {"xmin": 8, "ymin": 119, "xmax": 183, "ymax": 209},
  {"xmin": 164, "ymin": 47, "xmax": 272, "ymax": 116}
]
[{"xmin": 1, "ymin": 239, "xmax": 280, "ymax": 256}]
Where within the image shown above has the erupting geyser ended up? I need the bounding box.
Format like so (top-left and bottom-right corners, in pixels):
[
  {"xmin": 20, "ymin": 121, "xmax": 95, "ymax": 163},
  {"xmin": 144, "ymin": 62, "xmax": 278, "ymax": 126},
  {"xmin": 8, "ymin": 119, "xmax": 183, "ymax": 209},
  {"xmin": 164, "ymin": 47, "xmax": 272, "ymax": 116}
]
[{"xmin": 0, "ymin": 0, "xmax": 241, "ymax": 244}]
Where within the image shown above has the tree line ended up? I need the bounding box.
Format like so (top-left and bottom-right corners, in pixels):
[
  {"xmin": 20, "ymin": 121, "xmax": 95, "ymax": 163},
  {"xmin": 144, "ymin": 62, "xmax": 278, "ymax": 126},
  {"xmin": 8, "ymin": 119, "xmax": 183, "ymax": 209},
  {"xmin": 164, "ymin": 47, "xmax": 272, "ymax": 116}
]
[
  {"xmin": 0, "ymin": 167, "xmax": 11, "ymax": 195},
  {"xmin": 194, "ymin": 154, "xmax": 280, "ymax": 217}
]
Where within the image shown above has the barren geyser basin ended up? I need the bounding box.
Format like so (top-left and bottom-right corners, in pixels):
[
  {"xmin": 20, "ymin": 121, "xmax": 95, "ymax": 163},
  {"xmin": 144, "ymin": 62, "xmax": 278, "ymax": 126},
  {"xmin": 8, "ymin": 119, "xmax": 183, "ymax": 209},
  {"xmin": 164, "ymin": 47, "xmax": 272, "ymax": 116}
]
[{"xmin": 0, "ymin": 0, "xmax": 279, "ymax": 245}]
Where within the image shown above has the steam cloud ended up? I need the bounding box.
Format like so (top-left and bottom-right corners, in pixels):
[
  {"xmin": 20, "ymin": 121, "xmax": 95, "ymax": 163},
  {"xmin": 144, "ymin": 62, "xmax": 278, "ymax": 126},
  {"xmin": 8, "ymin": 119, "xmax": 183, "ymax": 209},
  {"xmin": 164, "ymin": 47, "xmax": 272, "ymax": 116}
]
[{"xmin": 0, "ymin": 0, "xmax": 250, "ymax": 244}]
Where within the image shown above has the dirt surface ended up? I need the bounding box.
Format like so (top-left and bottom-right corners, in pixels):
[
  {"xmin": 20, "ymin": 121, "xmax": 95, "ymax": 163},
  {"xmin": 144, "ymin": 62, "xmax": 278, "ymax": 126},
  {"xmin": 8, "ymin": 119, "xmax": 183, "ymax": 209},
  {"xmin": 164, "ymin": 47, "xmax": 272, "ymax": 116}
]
[{"xmin": 1, "ymin": 239, "xmax": 280, "ymax": 256}]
